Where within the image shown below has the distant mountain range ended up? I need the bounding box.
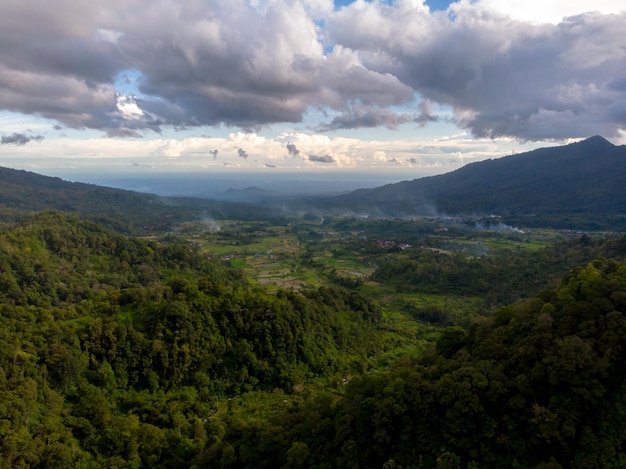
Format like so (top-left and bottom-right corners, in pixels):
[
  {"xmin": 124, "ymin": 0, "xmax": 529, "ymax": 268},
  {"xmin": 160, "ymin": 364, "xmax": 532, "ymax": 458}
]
[
  {"xmin": 0, "ymin": 167, "xmax": 280, "ymax": 232},
  {"xmin": 1, "ymin": 136, "xmax": 624, "ymax": 231},
  {"xmin": 0, "ymin": 167, "xmax": 159, "ymax": 211},
  {"xmin": 0, "ymin": 165, "xmax": 342, "ymax": 234},
  {"xmin": 328, "ymin": 136, "xmax": 626, "ymax": 229},
  {"xmin": 0, "ymin": 167, "xmax": 173, "ymax": 231}
]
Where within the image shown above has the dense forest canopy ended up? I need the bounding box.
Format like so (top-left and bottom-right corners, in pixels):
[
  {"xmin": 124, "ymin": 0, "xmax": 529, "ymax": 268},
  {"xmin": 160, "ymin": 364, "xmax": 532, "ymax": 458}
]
[
  {"xmin": 0, "ymin": 213, "xmax": 384, "ymax": 467},
  {"xmin": 0, "ymin": 210, "xmax": 625, "ymax": 468},
  {"xmin": 234, "ymin": 257, "xmax": 626, "ymax": 468}
]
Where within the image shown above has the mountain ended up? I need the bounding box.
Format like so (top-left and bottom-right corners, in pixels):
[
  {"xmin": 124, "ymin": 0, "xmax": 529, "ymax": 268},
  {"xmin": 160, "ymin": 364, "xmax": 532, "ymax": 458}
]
[
  {"xmin": 0, "ymin": 167, "xmax": 283, "ymax": 232},
  {"xmin": 332, "ymin": 136, "xmax": 626, "ymax": 228},
  {"xmin": 0, "ymin": 166, "xmax": 195, "ymax": 231},
  {"xmin": 3, "ymin": 136, "xmax": 624, "ymax": 231},
  {"xmin": 0, "ymin": 212, "xmax": 384, "ymax": 466}
]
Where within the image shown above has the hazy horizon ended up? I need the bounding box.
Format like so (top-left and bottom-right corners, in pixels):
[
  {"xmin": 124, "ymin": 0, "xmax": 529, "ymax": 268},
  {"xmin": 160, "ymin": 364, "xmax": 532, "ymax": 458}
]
[{"xmin": 51, "ymin": 170, "xmax": 413, "ymax": 199}]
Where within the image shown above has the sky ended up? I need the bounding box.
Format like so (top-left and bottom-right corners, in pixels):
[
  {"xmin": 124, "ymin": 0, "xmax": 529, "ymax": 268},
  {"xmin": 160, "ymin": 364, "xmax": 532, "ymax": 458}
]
[{"xmin": 0, "ymin": 0, "xmax": 625, "ymax": 184}]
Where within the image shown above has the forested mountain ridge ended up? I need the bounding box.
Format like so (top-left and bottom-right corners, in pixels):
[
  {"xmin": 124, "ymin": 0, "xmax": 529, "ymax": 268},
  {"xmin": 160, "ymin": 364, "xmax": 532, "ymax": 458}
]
[
  {"xmin": 0, "ymin": 166, "xmax": 185, "ymax": 232},
  {"xmin": 0, "ymin": 211, "xmax": 240, "ymax": 307},
  {"xmin": 204, "ymin": 257, "xmax": 626, "ymax": 468},
  {"xmin": 1, "ymin": 212, "xmax": 625, "ymax": 467},
  {"xmin": 0, "ymin": 167, "xmax": 283, "ymax": 233},
  {"xmin": 1, "ymin": 169, "xmax": 626, "ymax": 467},
  {"xmin": 5, "ymin": 136, "xmax": 624, "ymax": 232},
  {"xmin": 0, "ymin": 213, "xmax": 382, "ymax": 467},
  {"xmin": 332, "ymin": 136, "xmax": 626, "ymax": 229}
]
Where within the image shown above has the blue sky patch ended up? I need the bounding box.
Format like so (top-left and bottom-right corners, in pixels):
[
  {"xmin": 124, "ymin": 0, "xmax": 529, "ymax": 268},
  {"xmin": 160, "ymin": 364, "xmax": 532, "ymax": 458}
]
[{"xmin": 333, "ymin": 0, "xmax": 454, "ymax": 11}]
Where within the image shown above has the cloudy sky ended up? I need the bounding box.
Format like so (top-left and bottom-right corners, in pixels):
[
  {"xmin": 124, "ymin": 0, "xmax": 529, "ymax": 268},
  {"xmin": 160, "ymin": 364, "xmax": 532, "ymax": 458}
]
[{"xmin": 0, "ymin": 0, "xmax": 625, "ymax": 182}]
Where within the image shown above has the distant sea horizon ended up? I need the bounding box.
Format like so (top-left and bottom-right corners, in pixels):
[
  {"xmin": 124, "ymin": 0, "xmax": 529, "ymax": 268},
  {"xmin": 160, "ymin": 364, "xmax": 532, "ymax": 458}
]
[{"xmin": 58, "ymin": 171, "xmax": 413, "ymax": 199}]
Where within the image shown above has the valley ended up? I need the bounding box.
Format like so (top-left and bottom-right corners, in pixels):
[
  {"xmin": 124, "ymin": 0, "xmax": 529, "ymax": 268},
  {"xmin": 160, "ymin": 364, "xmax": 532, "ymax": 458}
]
[
  {"xmin": 2, "ymin": 0, "xmax": 626, "ymax": 465},
  {"xmin": 166, "ymin": 215, "xmax": 623, "ymax": 368},
  {"xmin": 1, "ymin": 137, "xmax": 626, "ymax": 467},
  {"xmin": 1, "ymin": 207, "xmax": 625, "ymax": 468}
]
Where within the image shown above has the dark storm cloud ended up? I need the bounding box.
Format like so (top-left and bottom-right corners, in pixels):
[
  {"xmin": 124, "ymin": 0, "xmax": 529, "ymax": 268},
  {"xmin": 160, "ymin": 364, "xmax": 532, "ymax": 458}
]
[
  {"xmin": 1, "ymin": 132, "xmax": 44, "ymax": 145},
  {"xmin": 0, "ymin": 0, "xmax": 624, "ymax": 141},
  {"xmin": 116, "ymin": 2, "xmax": 414, "ymax": 131},
  {"xmin": 308, "ymin": 154, "xmax": 335, "ymax": 163},
  {"xmin": 415, "ymin": 100, "xmax": 439, "ymax": 127},
  {"xmin": 328, "ymin": 3, "xmax": 626, "ymax": 140},
  {"xmin": 0, "ymin": 0, "xmax": 415, "ymax": 135},
  {"xmin": 317, "ymin": 106, "xmax": 414, "ymax": 131},
  {"xmin": 0, "ymin": 17, "xmax": 123, "ymax": 85},
  {"xmin": 286, "ymin": 143, "xmax": 300, "ymax": 157}
]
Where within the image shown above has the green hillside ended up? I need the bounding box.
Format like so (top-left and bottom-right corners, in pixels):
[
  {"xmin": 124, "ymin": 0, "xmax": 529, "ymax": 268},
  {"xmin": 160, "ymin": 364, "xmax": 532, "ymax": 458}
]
[
  {"xmin": 198, "ymin": 257, "xmax": 626, "ymax": 468},
  {"xmin": 0, "ymin": 167, "xmax": 283, "ymax": 233},
  {"xmin": 333, "ymin": 136, "xmax": 626, "ymax": 229},
  {"xmin": 1, "ymin": 175, "xmax": 626, "ymax": 467},
  {"xmin": 0, "ymin": 213, "xmax": 382, "ymax": 467},
  {"xmin": 0, "ymin": 212, "xmax": 625, "ymax": 467},
  {"xmin": 0, "ymin": 167, "xmax": 183, "ymax": 232}
]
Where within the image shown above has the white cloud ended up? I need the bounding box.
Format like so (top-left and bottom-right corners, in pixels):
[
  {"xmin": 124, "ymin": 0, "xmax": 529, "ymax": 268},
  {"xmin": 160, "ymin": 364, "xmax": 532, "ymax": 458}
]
[
  {"xmin": 116, "ymin": 94, "xmax": 145, "ymax": 120},
  {"xmin": 477, "ymin": 0, "xmax": 625, "ymax": 24},
  {"xmin": 0, "ymin": 130, "xmax": 555, "ymax": 177}
]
